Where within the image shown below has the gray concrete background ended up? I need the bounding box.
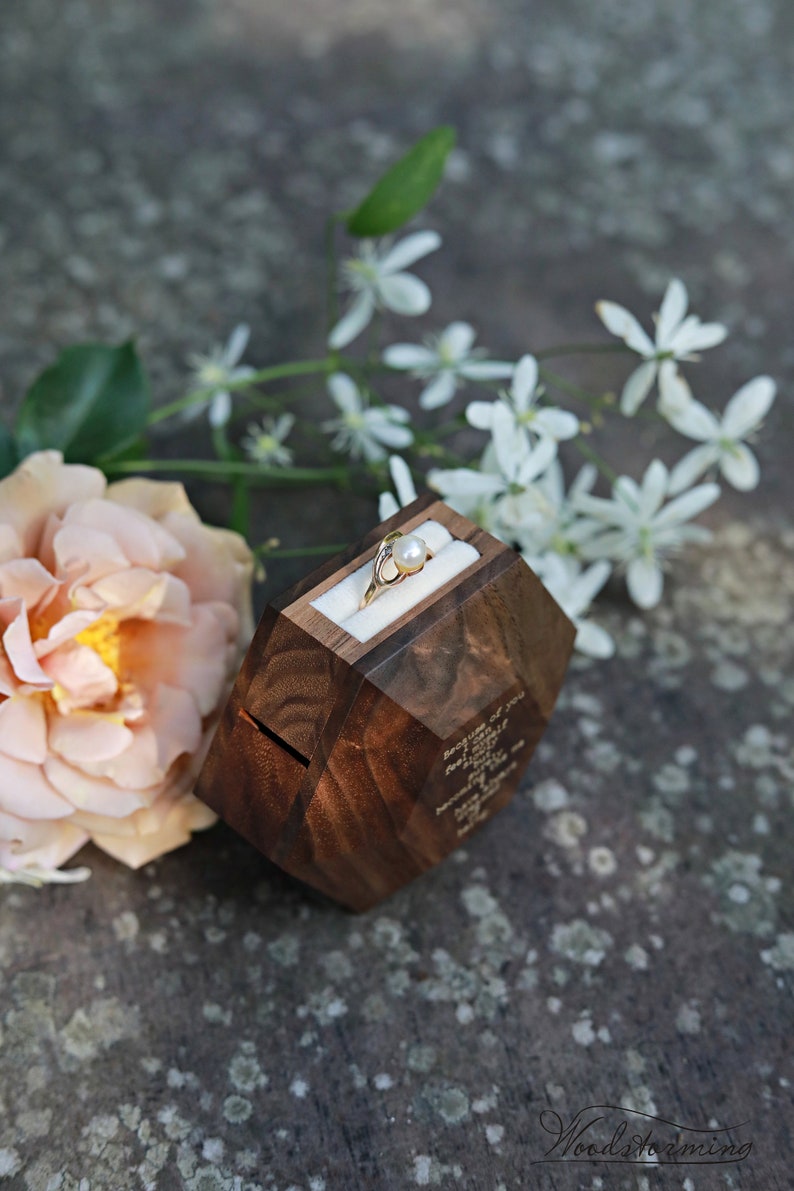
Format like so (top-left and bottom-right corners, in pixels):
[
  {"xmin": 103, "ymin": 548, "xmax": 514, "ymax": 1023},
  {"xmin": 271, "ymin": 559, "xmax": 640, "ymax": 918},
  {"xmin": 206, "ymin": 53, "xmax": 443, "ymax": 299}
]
[{"xmin": 0, "ymin": 1, "xmax": 792, "ymax": 1188}]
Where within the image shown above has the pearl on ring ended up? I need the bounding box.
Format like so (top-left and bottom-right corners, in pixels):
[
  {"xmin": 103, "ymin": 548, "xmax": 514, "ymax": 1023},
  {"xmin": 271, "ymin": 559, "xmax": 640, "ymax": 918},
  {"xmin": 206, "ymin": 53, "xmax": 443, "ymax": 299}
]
[
  {"xmin": 391, "ymin": 532, "xmax": 428, "ymax": 575},
  {"xmin": 358, "ymin": 530, "xmax": 434, "ymax": 609}
]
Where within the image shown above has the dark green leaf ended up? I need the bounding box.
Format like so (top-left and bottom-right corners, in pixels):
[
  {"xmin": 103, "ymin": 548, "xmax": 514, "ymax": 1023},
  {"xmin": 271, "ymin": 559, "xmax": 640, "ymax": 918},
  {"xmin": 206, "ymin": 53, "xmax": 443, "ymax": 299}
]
[
  {"xmin": 346, "ymin": 126, "xmax": 456, "ymax": 237},
  {"xmin": 16, "ymin": 341, "xmax": 150, "ymax": 464},
  {"xmin": 0, "ymin": 423, "xmax": 18, "ymax": 479}
]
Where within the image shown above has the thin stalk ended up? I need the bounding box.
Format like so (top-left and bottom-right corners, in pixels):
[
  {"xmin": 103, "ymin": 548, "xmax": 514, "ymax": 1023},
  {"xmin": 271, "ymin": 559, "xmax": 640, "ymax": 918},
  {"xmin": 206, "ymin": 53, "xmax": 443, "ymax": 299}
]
[
  {"xmin": 230, "ymin": 480, "xmax": 250, "ymax": 538},
  {"xmin": 239, "ymin": 375, "xmax": 329, "ymax": 414},
  {"xmin": 103, "ymin": 458, "xmax": 351, "ymax": 486},
  {"xmin": 255, "ymin": 543, "xmax": 349, "ymax": 559},
  {"xmin": 571, "ymin": 437, "xmax": 641, "ymax": 516},
  {"xmin": 211, "ymin": 424, "xmax": 234, "ymax": 462},
  {"xmin": 149, "ymin": 359, "xmax": 333, "ymax": 425},
  {"xmin": 538, "ymin": 366, "xmax": 606, "ymax": 409}
]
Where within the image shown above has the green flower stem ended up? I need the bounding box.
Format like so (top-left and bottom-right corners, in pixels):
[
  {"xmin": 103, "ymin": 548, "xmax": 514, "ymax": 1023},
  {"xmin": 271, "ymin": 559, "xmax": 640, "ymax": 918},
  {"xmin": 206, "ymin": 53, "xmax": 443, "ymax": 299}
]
[
  {"xmin": 230, "ymin": 479, "xmax": 250, "ymax": 538},
  {"xmin": 241, "ymin": 376, "xmax": 327, "ymax": 414},
  {"xmin": 148, "ymin": 359, "xmax": 335, "ymax": 425},
  {"xmin": 209, "ymin": 424, "xmax": 251, "ymax": 536},
  {"xmin": 572, "ymin": 435, "xmax": 621, "ymax": 486},
  {"xmin": 104, "ymin": 458, "xmax": 351, "ymax": 487},
  {"xmin": 150, "ymin": 356, "xmax": 406, "ymax": 427},
  {"xmin": 538, "ymin": 366, "xmax": 606, "ymax": 409},
  {"xmin": 255, "ymin": 543, "xmax": 349, "ymax": 559},
  {"xmin": 571, "ymin": 436, "xmax": 640, "ymax": 515},
  {"xmin": 211, "ymin": 423, "xmax": 234, "ymax": 461}
]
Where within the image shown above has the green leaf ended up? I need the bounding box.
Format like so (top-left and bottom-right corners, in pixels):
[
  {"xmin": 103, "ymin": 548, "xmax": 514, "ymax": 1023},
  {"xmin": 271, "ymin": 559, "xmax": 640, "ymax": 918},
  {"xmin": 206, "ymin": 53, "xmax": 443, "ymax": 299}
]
[
  {"xmin": 0, "ymin": 423, "xmax": 18, "ymax": 479},
  {"xmin": 16, "ymin": 341, "xmax": 151, "ymax": 465},
  {"xmin": 346, "ymin": 126, "xmax": 456, "ymax": 238}
]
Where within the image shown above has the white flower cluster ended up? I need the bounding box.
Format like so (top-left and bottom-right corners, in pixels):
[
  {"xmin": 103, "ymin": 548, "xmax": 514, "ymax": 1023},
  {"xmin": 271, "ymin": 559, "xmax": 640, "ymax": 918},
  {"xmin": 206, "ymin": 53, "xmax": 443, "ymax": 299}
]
[
  {"xmin": 371, "ymin": 260, "xmax": 775, "ymax": 656},
  {"xmin": 186, "ymin": 236, "xmax": 776, "ymax": 661}
]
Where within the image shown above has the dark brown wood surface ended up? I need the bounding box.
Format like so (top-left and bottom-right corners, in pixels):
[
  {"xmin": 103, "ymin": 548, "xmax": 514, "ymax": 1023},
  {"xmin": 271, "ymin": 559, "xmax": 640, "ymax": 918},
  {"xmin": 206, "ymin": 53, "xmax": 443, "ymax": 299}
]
[{"xmin": 196, "ymin": 498, "xmax": 576, "ymax": 910}]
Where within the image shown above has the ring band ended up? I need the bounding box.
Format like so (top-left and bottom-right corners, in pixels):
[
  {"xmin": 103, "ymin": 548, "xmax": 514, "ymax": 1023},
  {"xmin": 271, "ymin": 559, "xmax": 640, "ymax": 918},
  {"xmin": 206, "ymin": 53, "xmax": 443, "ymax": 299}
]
[{"xmin": 359, "ymin": 530, "xmax": 433, "ymax": 610}]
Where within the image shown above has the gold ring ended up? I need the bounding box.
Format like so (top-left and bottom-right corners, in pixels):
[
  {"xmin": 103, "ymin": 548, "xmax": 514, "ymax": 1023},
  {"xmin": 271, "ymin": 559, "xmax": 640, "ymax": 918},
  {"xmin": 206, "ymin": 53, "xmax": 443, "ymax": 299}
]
[{"xmin": 359, "ymin": 530, "xmax": 433, "ymax": 610}]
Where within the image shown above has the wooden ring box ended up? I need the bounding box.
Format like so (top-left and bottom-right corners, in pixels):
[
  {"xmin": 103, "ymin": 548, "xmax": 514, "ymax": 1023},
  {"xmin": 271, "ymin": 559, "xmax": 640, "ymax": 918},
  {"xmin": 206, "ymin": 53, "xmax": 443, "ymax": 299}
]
[{"xmin": 195, "ymin": 494, "xmax": 575, "ymax": 911}]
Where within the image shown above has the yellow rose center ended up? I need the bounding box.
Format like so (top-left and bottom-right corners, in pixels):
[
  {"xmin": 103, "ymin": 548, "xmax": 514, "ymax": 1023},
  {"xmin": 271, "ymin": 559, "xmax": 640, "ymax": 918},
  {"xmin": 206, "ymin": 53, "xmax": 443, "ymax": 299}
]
[{"xmin": 75, "ymin": 614, "xmax": 122, "ymax": 677}]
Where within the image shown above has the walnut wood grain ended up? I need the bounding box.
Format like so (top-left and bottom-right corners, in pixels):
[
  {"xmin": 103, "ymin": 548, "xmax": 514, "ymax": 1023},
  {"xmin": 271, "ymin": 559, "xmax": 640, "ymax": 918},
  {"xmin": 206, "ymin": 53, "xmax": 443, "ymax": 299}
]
[{"xmin": 196, "ymin": 496, "xmax": 575, "ymax": 912}]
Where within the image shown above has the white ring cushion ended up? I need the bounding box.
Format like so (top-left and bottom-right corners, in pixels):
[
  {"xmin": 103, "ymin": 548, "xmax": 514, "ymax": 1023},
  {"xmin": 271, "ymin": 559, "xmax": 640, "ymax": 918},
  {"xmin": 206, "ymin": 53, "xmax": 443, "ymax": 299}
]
[{"xmin": 310, "ymin": 519, "xmax": 481, "ymax": 644}]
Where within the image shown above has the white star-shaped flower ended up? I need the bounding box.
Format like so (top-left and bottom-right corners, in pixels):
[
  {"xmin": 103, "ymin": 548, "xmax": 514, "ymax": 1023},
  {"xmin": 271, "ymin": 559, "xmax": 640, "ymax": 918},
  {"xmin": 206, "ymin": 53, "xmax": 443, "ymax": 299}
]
[
  {"xmin": 241, "ymin": 413, "xmax": 295, "ymax": 467},
  {"xmin": 428, "ymin": 404, "xmax": 557, "ymax": 518},
  {"xmin": 574, "ymin": 459, "xmax": 720, "ymax": 609},
  {"xmin": 328, "ymin": 231, "xmax": 441, "ymax": 350},
  {"xmin": 517, "ymin": 460, "xmax": 602, "ymax": 562},
  {"xmin": 186, "ymin": 324, "xmax": 256, "ymax": 427},
  {"xmin": 533, "ymin": 554, "xmax": 615, "ymax": 659},
  {"xmin": 383, "ymin": 322, "xmax": 513, "ymax": 410},
  {"xmin": 378, "ymin": 455, "xmax": 419, "ymax": 521},
  {"xmin": 466, "ymin": 354, "xmax": 580, "ymax": 444},
  {"xmin": 596, "ymin": 279, "xmax": 727, "ymax": 416},
  {"xmin": 323, "ymin": 373, "xmax": 413, "ymax": 464},
  {"xmin": 666, "ymin": 374, "xmax": 776, "ymax": 494}
]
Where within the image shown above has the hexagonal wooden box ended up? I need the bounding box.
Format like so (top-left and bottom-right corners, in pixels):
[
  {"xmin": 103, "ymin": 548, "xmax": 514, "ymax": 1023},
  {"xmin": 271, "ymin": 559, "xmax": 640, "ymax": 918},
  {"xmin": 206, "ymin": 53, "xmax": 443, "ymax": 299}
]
[{"xmin": 195, "ymin": 495, "xmax": 575, "ymax": 911}]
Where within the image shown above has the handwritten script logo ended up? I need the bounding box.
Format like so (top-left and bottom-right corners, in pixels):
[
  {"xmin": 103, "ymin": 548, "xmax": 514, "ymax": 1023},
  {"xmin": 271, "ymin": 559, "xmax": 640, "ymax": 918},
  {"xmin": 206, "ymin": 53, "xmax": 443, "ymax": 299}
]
[{"xmin": 534, "ymin": 1105, "xmax": 753, "ymax": 1166}]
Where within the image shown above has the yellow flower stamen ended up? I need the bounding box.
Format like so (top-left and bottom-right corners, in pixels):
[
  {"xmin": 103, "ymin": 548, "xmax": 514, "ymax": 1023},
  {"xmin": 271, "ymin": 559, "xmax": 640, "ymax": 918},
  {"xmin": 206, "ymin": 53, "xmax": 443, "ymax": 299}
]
[{"xmin": 75, "ymin": 615, "xmax": 122, "ymax": 678}]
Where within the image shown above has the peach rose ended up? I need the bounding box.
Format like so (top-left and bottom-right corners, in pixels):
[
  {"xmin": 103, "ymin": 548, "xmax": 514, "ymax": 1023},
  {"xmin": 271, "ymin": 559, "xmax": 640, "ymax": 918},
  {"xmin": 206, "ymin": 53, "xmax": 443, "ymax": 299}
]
[{"xmin": 0, "ymin": 450, "xmax": 253, "ymax": 881}]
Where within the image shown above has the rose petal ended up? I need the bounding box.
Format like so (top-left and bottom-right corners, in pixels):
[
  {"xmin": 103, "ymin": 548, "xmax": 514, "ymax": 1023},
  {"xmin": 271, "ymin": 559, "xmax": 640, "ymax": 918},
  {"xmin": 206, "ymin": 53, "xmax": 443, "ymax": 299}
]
[
  {"xmin": 0, "ymin": 597, "xmax": 53, "ymax": 687},
  {"xmin": 0, "ymin": 451, "xmax": 106, "ymax": 557},
  {"xmin": 106, "ymin": 477, "xmax": 198, "ymax": 522},
  {"xmin": 120, "ymin": 606, "xmax": 233, "ymax": 716},
  {"xmin": 0, "ymin": 696, "xmax": 48, "ymax": 763},
  {"xmin": 149, "ymin": 684, "xmax": 203, "ymax": 773},
  {"xmin": 0, "ymin": 524, "xmax": 23, "ymax": 565},
  {"xmin": 0, "ymin": 559, "xmax": 59, "ymax": 610},
  {"xmin": 91, "ymin": 791, "xmax": 216, "ymax": 869},
  {"xmin": 79, "ymin": 725, "xmax": 161, "ymax": 790},
  {"xmin": 53, "ymin": 524, "xmax": 130, "ymax": 588},
  {"xmin": 64, "ymin": 499, "xmax": 186, "ymax": 570},
  {"xmin": 0, "ymin": 751, "xmax": 74, "ymax": 819},
  {"xmin": 0, "ymin": 810, "xmax": 88, "ymax": 871},
  {"xmin": 163, "ymin": 515, "xmax": 253, "ymax": 642},
  {"xmin": 42, "ymin": 642, "xmax": 118, "ymax": 711},
  {"xmin": 43, "ymin": 755, "xmax": 151, "ymax": 817},
  {"xmin": 90, "ymin": 568, "xmax": 192, "ymax": 624},
  {"xmin": 49, "ymin": 712, "xmax": 134, "ymax": 764}
]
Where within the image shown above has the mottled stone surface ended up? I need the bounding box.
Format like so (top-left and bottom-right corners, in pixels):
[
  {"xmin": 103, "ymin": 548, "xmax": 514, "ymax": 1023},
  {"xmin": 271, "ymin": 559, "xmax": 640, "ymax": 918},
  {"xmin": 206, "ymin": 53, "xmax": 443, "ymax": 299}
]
[{"xmin": 0, "ymin": 1, "xmax": 792, "ymax": 1188}]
